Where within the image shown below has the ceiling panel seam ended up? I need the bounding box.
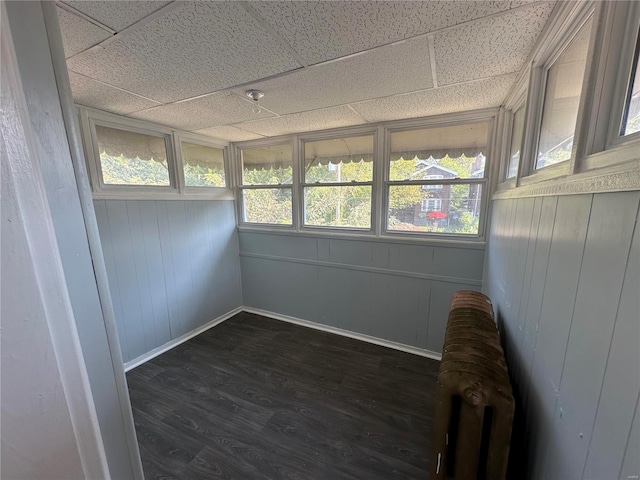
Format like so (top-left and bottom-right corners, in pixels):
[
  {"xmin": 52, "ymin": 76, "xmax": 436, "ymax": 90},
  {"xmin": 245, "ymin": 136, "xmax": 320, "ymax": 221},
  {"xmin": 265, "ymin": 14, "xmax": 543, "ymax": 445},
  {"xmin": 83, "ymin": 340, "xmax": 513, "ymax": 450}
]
[
  {"xmin": 427, "ymin": 35, "xmax": 439, "ymax": 88},
  {"xmin": 64, "ymin": 0, "xmax": 184, "ymax": 63},
  {"xmin": 346, "ymin": 105, "xmax": 370, "ymax": 124},
  {"xmin": 69, "ymin": 70, "xmax": 164, "ymax": 105},
  {"xmin": 57, "ymin": 1, "xmax": 115, "ymax": 34},
  {"xmin": 239, "ymin": 1, "xmax": 309, "ymax": 68}
]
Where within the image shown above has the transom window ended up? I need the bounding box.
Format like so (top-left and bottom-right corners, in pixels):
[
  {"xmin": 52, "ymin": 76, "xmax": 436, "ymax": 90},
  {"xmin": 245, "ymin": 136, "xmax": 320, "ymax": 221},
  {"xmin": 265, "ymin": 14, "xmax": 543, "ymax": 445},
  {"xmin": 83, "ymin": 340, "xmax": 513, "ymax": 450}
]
[
  {"xmin": 95, "ymin": 124, "xmax": 172, "ymax": 187},
  {"xmin": 536, "ymin": 17, "xmax": 593, "ymax": 169},
  {"xmin": 621, "ymin": 28, "xmax": 640, "ymax": 136}
]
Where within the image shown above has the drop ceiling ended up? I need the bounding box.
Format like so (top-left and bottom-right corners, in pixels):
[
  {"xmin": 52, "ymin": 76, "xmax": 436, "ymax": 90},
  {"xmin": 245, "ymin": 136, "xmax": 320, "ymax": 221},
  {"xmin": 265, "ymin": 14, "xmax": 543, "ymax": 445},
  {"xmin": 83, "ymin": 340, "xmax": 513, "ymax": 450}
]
[{"xmin": 58, "ymin": 0, "xmax": 556, "ymax": 142}]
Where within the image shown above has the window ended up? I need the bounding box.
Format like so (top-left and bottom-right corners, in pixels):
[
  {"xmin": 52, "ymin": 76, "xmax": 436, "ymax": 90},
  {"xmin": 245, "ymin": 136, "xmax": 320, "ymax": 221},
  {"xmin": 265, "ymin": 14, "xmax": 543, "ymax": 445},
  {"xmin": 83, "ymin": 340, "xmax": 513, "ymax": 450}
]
[
  {"xmin": 536, "ymin": 18, "xmax": 593, "ymax": 169},
  {"xmin": 386, "ymin": 122, "xmax": 488, "ymax": 235},
  {"xmin": 421, "ymin": 198, "xmax": 442, "ymax": 212},
  {"xmin": 95, "ymin": 124, "xmax": 172, "ymax": 186},
  {"xmin": 507, "ymin": 106, "xmax": 525, "ymax": 179},
  {"xmin": 239, "ymin": 143, "xmax": 293, "ymax": 225},
  {"xmin": 621, "ymin": 29, "xmax": 640, "ymax": 136},
  {"xmin": 182, "ymin": 141, "xmax": 225, "ymax": 187},
  {"xmin": 302, "ymin": 135, "xmax": 374, "ymax": 229}
]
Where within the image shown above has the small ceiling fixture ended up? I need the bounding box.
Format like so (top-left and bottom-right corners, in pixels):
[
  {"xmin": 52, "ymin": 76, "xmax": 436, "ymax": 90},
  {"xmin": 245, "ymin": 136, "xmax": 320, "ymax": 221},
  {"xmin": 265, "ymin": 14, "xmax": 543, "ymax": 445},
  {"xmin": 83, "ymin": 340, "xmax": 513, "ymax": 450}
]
[{"xmin": 245, "ymin": 89, "xmax": 264, "ymax": 114}]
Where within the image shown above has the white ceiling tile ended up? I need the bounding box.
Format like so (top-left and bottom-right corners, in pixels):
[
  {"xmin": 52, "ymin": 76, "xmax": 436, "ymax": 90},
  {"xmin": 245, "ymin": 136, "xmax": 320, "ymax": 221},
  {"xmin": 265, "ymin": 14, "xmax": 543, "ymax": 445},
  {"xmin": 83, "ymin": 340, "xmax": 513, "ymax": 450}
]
[
  {"xmin": 68, "ymin": 71, "xmax": 160, "ymax": 115},
  {"xmin": 350, "ymin": 73, "xmax": 518, "ymax": 123},
  {"xmin": 128, "ymin": 92, "xmax": 275, "ymax": 131},
  {"xmin": 434, "ymin": 2, "xmax": 554, "ymax": 86},
  {"xmin": 252, "ymin": 1, "xmax": 546, "ymax": 65},
  {"xmin": 192, "ymin": 126, "xmax": 266, "ymax": 142},
  {"xmin": 61, "ymin": 1, "xmax": 172, "ymax": 31},
  {"xmin": 57, "ymin": 7, "xmax": 111, "ymax": 58},
  {"xmin": 235, "ymin": 37, "xmax": 433, "ymax": 115},
  {"xmin": 237, "ymin": 106, "xmax": 367, "ymax": 137},
  {"xmin": 66, "ymin": 2, "xmax": 302, "ymax": 103}
]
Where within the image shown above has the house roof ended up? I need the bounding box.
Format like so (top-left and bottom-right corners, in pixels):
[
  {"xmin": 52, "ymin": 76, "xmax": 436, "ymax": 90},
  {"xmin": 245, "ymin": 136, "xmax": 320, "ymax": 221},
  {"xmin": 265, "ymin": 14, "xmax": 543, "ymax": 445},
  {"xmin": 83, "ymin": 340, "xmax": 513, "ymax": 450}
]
[{"xmin": 58, "ymin": 1, "xmax": 556, "ymax": 141}]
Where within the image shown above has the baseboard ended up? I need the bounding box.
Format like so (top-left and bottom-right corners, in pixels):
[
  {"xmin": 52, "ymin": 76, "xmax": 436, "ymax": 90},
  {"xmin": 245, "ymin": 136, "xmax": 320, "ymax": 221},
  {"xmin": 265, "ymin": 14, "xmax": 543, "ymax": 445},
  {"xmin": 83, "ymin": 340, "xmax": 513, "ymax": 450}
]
[
  {"xmin": 242, "ymin": 307, "xmax": 442, "ymax": 362},
  {"xmin": 124, "ymin": 306, "xmax": 243, "ymax": 372}
]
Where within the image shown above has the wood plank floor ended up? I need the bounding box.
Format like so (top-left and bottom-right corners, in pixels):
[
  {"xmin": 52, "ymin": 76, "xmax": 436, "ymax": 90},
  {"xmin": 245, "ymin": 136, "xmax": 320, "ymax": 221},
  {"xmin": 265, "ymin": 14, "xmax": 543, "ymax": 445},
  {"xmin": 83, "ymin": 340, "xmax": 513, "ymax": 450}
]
[{"xmin": 126, "ymin": 312, "xmax": 440, "ymax": 480}]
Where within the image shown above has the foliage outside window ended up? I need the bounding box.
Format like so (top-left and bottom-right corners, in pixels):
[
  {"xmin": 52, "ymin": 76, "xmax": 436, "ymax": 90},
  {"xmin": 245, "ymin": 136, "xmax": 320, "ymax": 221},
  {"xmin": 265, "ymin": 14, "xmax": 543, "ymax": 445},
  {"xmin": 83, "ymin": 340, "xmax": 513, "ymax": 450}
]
[
  {"xmin": 95, "ymin": 124, "xmax": 171, "ymax": 186},
  {"xmin": 303, "ymin": 135, "xmax": 374, "ymax": 229},
  {"xmin": 621, "ymin": 29, "xmax": 640, "ymax": 136},
  {"xmin": 386, "ymin": 123, "xmax": 488, "ymax": 235},
  {"xmin": 239, "ymin": 144, "xmax": 293, "ymax": 225},
  {"xmin": 536, "ymin": 18, "xmax": 593, "ymax": 169},
  {"xmin": 182, "ymin": 141, "xmax": 225, "ymax": 187},
  {"xmin": 507, "ymin": 106, "xmax": 525, "ymax": 179}
]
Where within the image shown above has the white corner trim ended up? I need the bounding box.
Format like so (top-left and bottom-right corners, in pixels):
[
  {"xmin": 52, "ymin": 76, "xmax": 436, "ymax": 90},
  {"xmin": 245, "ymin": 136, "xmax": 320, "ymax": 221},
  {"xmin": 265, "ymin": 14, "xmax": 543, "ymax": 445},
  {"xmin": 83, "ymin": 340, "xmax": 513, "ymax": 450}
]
[
  {"xmin": 243, "ymin": 307, "xmax": 443, "ymax": 362},
  {"xmin": 124, "ymin": 307, "xmax": 243, "ymax": 371}
]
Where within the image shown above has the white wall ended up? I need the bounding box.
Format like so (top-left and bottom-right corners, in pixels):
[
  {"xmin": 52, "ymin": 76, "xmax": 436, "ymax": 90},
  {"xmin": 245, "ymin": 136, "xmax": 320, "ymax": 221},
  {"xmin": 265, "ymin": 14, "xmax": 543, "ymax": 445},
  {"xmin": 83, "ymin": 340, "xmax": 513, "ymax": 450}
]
[
  {"xmin": 240, "ymin": 231, "xmax": 484, "ymax": 354},
  {"xmin": 3, "ymin": 1, "xmax": 143, "ymax": 477},
  {"xmin": 1, "ymin": 5, "xmax": 108, "ymax": 477},
  {"xmin": 484, "ymin": 192, "xmax": 639, "ymax": 479},
  {"xmin": 94, "ymin": 199, "xmax": 243, "ymax": 364}
]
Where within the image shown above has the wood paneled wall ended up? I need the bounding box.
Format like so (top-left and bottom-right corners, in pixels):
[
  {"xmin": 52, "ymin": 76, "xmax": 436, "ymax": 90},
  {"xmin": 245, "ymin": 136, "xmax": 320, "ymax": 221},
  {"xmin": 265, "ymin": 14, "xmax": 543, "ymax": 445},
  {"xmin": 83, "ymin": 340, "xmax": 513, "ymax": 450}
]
[
  {"xmin": 94, "ymin": 200, "xmax": 242, "ymax": 363},
  {"xmin": 484, "ymin": 191, "xmax": 640, "ymax": 480},
  {"xmin": 239, "ymin": 232, "xmax": 485, "ymax": 354}
]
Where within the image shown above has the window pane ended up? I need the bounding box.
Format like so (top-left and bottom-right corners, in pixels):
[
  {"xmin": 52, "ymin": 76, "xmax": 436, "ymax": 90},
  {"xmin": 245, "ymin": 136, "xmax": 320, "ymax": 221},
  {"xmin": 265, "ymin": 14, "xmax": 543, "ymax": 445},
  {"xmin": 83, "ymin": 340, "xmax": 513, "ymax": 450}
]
[
  {"xmin": 242, "ymin": 188, "xmax": 292, "ymax": 225},
  {"xmin": 622, "ymin": 31, "xmax": 640, "ymax": 136},
  {"xmin": 389, "ymin": 123, "xmax": 488, "ymax": 180},
  {"xmin": 507, "ymin": 107, "xmax": 525, "ymax": 179},
  {"xmin": 182, "ymin": 142, "xmax": 225, "ymax": 187},
  {"xmin": 96, "ymin": 125, "xmax": 170, "ymax": 186},
  {"xmin": 304, "ymin": 186, "xmax": 371, "ymax": 229},
  {"xmin": 304, "ymin": 135, "xmax": 374, "ymax": 183},
  {"xmin": 387, "ymin": 184, "xmax": 482, "ymax": 235},
  {"xmin": 241, "ymin": 144, "xmax": 292, "ymax": 185},
  {"xmin": 536, "ymin": 18, "xmax": 592, "ymax": 169}
]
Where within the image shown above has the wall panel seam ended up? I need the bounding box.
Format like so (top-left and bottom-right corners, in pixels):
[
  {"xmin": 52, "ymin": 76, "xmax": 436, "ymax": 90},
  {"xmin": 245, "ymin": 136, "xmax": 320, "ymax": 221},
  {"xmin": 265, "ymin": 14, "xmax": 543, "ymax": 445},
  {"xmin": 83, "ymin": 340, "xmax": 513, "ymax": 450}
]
[{"xmin": 239, "ymin": 251, "xmax": 482, "ymax": 285}]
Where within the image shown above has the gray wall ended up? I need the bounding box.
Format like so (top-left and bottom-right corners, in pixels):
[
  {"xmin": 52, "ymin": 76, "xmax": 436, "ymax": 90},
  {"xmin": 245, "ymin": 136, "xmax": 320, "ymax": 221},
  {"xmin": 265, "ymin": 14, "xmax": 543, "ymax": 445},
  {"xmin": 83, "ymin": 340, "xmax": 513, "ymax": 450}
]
[
  {"xmin": 240, "ymin": 231, "xmax": 484, "ymax": 353},
  {"xmin": 6, "ymin": 2, "xmax": 141, "ymax": 477},
  {"xmin": 483, "ymin": 191, "xmax": 639, "ymax": 480},
  {"xmin": 94, "ymin": 199, "xmax": 243, "ymax": 363}
]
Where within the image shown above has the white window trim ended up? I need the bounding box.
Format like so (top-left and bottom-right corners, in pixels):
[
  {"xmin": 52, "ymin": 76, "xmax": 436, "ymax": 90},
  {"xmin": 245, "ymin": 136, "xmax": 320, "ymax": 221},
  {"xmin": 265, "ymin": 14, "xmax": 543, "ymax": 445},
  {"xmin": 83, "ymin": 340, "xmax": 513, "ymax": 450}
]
[
  {"xmin": 382, "ymin": 115, "xmax": 494, "ymax": 240},
  {"xmin": 234, "ymin": 109, "xmax": 498, "ymax": 242},
  {"xmin": 299, "ymin": 130, "xmax": 378, "ymax": 233},
  {"xmin": 79, "ymin": 106, "xmax": 232, "ymax": 200},
  {"xmin": 522, "ymin": 4, "xmax": 595, "ymax": 181},
  {"xmin": 235, "ymin": 137, "xmax": 296, "ymax": 229}
]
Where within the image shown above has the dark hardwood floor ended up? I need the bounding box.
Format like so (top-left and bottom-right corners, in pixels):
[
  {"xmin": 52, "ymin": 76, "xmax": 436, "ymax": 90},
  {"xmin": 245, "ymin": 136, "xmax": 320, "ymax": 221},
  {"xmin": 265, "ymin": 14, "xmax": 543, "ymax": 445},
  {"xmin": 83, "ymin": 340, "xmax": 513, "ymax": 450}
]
[{"xmin": 126, "ymin": 312, "xmax": 439, "ymax": 480}]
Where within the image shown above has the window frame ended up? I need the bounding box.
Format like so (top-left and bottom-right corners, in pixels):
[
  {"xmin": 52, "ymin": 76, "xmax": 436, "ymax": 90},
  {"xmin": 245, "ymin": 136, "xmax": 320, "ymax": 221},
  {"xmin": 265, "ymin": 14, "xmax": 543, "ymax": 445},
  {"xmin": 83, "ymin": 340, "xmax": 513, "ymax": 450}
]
[
  {"xmin": 524, "ymin": 8, "xmax": 595, "ymax": 181},
  {"xmin": 79, "ymin": 106, "xmax": 232, "ymax": 200},
  {"xmin": 382, "ymin": 118, "xmax": 493, "ymax": 240},
  {"xmin": 175, "ymin": 132, "xmax": 229, "ymax": 195},
  {"xmin": 606, "ymin": 3, "xmax": 640, "ymax": 147},
  {"xmin": 235, "ymin": 138, "xmax": 296, "ymax": 229},
  {"xmin": 299, "ymin": 129, "xmax": 378, "ymax": 233}
]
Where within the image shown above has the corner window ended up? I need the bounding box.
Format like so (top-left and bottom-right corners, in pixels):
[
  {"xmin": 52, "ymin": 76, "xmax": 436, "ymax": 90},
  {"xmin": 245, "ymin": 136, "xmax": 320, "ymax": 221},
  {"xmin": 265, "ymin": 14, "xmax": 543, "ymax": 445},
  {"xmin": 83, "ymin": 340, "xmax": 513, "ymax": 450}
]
[
  {"xmin": 386, "ymin": 122, "xmax": 488, "ymax": 236},
  {"xmin": 302, "ymin": 135, "xmax": 374, "ymax": 229},
  {"xmin": 506, "ymin": 106, "xmax": 525, "ymax": 179},
  {"xmin": 536, "ymin": 18, "xmax": 593, "ymax": 169},
  {"xmin": 621, "ymin": 29, "xmax": 640, "ymax": 136},
  {"xmin": 239, "ymin": 143, "xmax": 293, "ymax": 225},
  {"xmin": 95, "ymin": 124, "xmax": 172, "ymax": 186},
  {"xmin": 182, "ymin": 141, "xmax": 226, "ymax": 188}
]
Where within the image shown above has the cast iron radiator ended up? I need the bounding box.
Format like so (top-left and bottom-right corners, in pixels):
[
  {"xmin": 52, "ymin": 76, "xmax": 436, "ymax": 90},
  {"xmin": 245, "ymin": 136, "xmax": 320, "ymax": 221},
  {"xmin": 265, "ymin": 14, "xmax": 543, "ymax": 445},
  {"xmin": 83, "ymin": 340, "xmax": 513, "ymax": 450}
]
[{"xmin": 432, "ymin": 290, "xmax": 514, "ymax": 480}]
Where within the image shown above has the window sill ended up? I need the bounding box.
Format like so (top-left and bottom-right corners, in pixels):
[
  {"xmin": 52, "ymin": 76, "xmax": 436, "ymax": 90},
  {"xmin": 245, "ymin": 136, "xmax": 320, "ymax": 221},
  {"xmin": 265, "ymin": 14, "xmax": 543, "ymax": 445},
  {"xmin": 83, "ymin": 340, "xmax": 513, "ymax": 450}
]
[
  {"xmin": 92, "ymin": 188, "xmax": 234, "ymax": 201},
  {"xmin": 237, "ymin": 225, "xmax": 486, "ymax": 249}
]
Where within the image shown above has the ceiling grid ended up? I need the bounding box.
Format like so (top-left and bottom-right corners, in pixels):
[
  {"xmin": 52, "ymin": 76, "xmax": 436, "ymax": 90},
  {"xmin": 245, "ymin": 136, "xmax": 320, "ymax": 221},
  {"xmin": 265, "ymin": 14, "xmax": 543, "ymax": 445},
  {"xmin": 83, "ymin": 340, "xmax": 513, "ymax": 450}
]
[{"xmin": 58, "ymin": 0, "xmax": 558, "ymax": 140}]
